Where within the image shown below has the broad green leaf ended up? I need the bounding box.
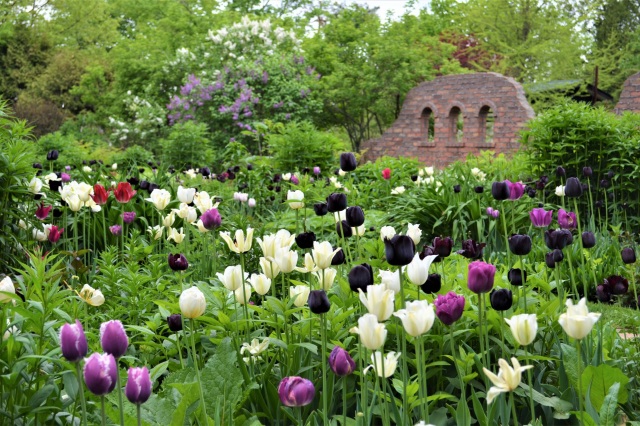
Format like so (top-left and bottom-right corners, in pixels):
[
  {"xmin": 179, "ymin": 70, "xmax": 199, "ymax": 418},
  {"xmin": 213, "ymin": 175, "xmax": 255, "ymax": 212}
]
[
  {"xmin": 580, "ymin": 364, "xmax": 629, "ymax": 409},
  {"xmin": 598, "ymin": 382, "xmax": 620, "ymax": 426}
]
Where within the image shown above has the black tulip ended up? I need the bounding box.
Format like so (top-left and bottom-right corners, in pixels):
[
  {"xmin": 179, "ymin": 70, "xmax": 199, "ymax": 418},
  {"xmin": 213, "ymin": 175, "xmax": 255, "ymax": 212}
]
[
  {"xmin": 348, "ymin": 264, "xmax": 373, "ymax": 292},
  {"xmin": 384, "ymin": 235, "xmax": 415, "ymax": 266},
  {"xmin": 53, "ymin": 208, "xmax": 63, "ymax": 218},
  {"xmin": 327, "ymin": 193, "xmax": 347, "ymax": 213},
  {"xmin": 295, "ymin": 232, "xmax": 316, "ymax": 250},
  {"xmin": 508, "ymin": 234, "xmax": 532, "ymax": 256},
  {"xmin": 308, "ymin": 290, "xmax": 331, "ymax": 314},
  {"xmin": 581, "ymin": 232, "xmax": 596, "ymax": 249},
  {"xmin": 453, "ymin": 185, "xmax": 461, "ymax": 193},
  {"xmin": 456, "ymin": 239, "xmax": 486, "ymax": 260},
  {"xmin": 564, "ymin": 177, "xmax": 583, "ymax": 197},
  {"xmin": 553, "ymin": 249, "xmax": 564, "ymax": 263},
  {"xmin": 139, "ymin": 168, "xmax": 146, "ymax": 173},
  {"xmin": 527, "ymin": 189, "xmax": 537, "ymax": 198},
  {"xmin": 34, "ymin": 193, "xmax": 43, "ymax": 200},
  {"xmin": 507, "ymin": 268, "xmax": 527, "ymax": 286},
  {"xmin": 556, "ymin": 166, "xmax": 566, "ymax": 177},
  {"xmin": 167, "ymin": 314, "xmax": 183, "ymax": 332},
  {"xmin": 420, "ymin": 245, "xmax": 441, "ymax": 262},
  {"xmin": 169, "ymin": 167, "xmax": 176, "ymax": 174},
  {"xmin": 433, "ymin": 237, "xmax": 453, "ymax": 258},
  {"xmin": 491, "ymin": 181, "xmax": 510, "ymax": 200},
  {"xmin": 274, "ymin": 185, "xmax": 281, "ymax": 193},
  {"xmin": 608, "ymin": 275, "xmax": 628, "ymax": 295},
  {"xmin": 233, "ymin": 165, "xmax": 240, "ymax": 173},
  {"xmin": 583, "ymin": 167, "xmax": 592, "ymax": 178},
  {"xmin": 201, "ymin": 167, "xmax": 211, "ymax": 177},
  {"xmin": 139, "ymin": 180, "xmax": 150, "ymax": 190},
  {"xmin": 595, "ymin": 200, "xmax": 604, "ymax": 209},
  {"xmin": 168, "ymin": 253, "xmax": 189, "ymax": 271},
  {"xmin": 600, "ymin": 179, "xmax": 609, "ymax": 188},
  {"xmin": 33, "ymin": 163, "xmax": 42, "ymax": 169},
  {"xmin": 148, "ymin": 183, "xmax": 159, "ymax": 193},
  {"xmin": 490, "ymin": 289, "xmax": 513, "ymax": 311},
  {"xmin": 621, "ymin": 247, "xmax": 636, "ymax": 264},
  {"xmin": 331, "ymin": 247, "xmax": 345, "ymax": 265},
  {"xmin": 421, "ymin": 273, "xmax": 441, "ymax": 294},
  {"xmin": 314, "ymin": 202, "xmax": 328, "ymax": 216},
  {"xmin": 345, "ymin": 206, "xmax": 365, "ymax": 227},
  {"xmin": 596, "ymin": 284, "xmax": 611, "ymax": 302},
  {"xmin": 247, "ymin": 163, "xmax": 253, "ymax": 171},
  {"xmin": 474, "ymin": 186, "xmax": 484, "ymax": 193},
  {"xmin": 411, "ymin": 175, "xmax": 418, "ymax": 182},
  {"xmin": 336, "ymin": 220, "xmax": 353, "ymax": 238},
  {"xmin": 544, "ymin": 229, "xmax": 573, "ymax": 250},
  {"xmin": 340, "ymin": 152, "xmax": 357, "ymax": 172},
  {"xmin": 46, "ymin": 150, "xmax": 59, "ymax": 161},
  {"xmin": 49, "ymin": 180, "xmax": 63, "ymax": 192},
  {"xmin": 607, "ymin": 170, "xmax": 614, "ymax": 179},
  {"xmin": 273, "ymin": 174, "xmax": 282, "ymax": 183},
  {"xmin": 127, "ymin": 177, "xmax": 140, "ymax": 187},
  {"xmin": 545, "ymin": 252, "xmax": 556, "ymax": 269}
]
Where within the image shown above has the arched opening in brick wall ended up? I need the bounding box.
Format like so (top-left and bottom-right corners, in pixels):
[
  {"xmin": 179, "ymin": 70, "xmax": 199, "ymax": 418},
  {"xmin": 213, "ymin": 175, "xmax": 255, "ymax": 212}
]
[
  {"xmin": 479, "ymin": 106, "xmax": 495, "ymax": 144},
  {"xmin": 449, "ymin": 107, "xmax": 464, "ymax": 143},
  {"xmin": 421, "ymin": 107, "xmax": 435, "ymax": 143}
]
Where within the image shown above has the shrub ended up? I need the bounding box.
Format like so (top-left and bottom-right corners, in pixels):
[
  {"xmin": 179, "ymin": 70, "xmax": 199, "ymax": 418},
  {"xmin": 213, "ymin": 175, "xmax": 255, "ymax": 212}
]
[{"xmin": 160, "ymin": 121, "xmax": 213, "ymax": 168}]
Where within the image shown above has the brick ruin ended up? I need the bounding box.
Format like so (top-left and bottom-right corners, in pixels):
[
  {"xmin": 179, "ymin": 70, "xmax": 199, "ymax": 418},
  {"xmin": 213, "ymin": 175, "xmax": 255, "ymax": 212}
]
[
  {"xmin": 361, "ymin": 72, "xmax": 535, "ymax": 168},
  {"xmin": 615, "ymin": 72, "xmax": 640, "ymax": 114}
]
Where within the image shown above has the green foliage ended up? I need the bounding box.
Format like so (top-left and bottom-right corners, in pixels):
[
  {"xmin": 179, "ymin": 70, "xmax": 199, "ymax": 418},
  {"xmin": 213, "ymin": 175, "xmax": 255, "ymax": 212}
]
[
  {"xmin": 37, "ymin": 132, "xmax": 91, "ymax": 166},
  {"xmin": 160, "ymin": 121, "xmax": 213, "ymax": 168},
  {"xmin": 580, "ymin": 364, "xmax": 629, "ymax": 409},
  {"xmin": 110, "ymin": 145, "xmax": 155, "ymax": 172}
]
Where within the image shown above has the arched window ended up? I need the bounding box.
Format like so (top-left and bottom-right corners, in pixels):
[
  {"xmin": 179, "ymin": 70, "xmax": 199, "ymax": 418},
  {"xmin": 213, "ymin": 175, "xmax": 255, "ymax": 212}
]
[
  {"xmin": 479, "ymin": 105, "xmax": 495, "ymax": 144},
  {"xmin": 449, "ymin": 107, "xmax": 463, "ymax": 143},
  {"xmin": 421, "ymin": 108, "xmax": 435, "ymax": 143}
]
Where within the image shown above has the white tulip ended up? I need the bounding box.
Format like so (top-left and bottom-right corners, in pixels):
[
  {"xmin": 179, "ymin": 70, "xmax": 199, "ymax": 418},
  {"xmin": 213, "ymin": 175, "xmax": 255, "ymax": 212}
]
[
  {"xmin": 365, "ymin": 351, "xmax": 401, "ymax": 378},
  {"xmin": 558, "ymin": 298, "xmax": 601, "ymax": 340},
  {"xmin": 380, "ymin": 226, "xmax": 396, "ymax": 241},
  {"xmin": 216, "ymin": 265, "xmax": 248, "ymax": 291},
  {"xmin": 257, "ymin": 230, "xmax": 295, "ymax": 260},
  {"xmin": 274, "ymin": 247, "xmax": 298, "ymax": 273},
  {"xmin": 350, "ymin": 313, "xmax": 387, "ymax": 350},
  {"xmin": 555, "ymin": 185, "xmax": 565, "ymax": 197},
  {"xmin": 296, "ymin": 253, "xmax": 318, "ymax": 273},
  {"xmin": 505, "ymin": 314, "xmax": 538, "ymax": 346},
  {"xmin": 249, "ymin": 274, "xmax": 271, "ymax": 296},
  {"xmin": 147, "ymin": 225, "xmax": 164, "ymax": 240},
  {"xmin": 28, "ymin": 177, "xmax": 43, "ymax": 194},
  {"xmin": 391, "ymin": 186, "xmax": 405, "ymax": 195},
  {"xmin": 167, "ymin": 227, "xmax": 185, "ymax": 243},
  {"xmin": 259, "ymin": 257, "xmax": 280, "ymax": 279},
  {"xmin": 162, "ymin": 212, "xmax": 176, "ymax": 228},
  {"xmin": 193, "ymin": 191, "xmax": 216, "ymax": 213},
  {"xmin": 146, "ymin": 189, "xmax": 172, "ymax": 211},
  {"xmin": 287, "ymin": 190, "xmax": 305, "ymax": 210},
  {"xmin": 378, "ymin": 270, "xmax": 401, "ymax": 294},
  {"xmin": 234, "ymin": 284, "xmax": 253, "ymax": 305},
  {"xmin": 406, "ymin": 223, "xmax": 422, "ymax": 245},
  {"xmin": 352, "ymin": 225, "xmax": 365, "ymax": 236},
  {"xmin": 406, "ymin": 253, "xmax": 438, "ymax": 285},
  {"xmin": 290, "ymin": 285, "xmax": 310, "ymax": 307},
  {"xmin": 220, "ymin": 228, "xmax": 254, "ymax": 253},
  {"xmin": 179, "ymin": 286, "xmax": 206, "ymax": 318},
  {"xmin": 0, "ymin": 276, "xmax": 16, "ymax": 303},
  {"xmin": 359, "ymin": 284, "xmax": 395, "ymax": 322},
  {"xmin": 66, "ymin": 194, "xmax": 83, "ymax": 212},
  {"xmin": 314, "ymin": 268, "xmax": 337, "ymax": 291},
  {"xmin": 483, "ymin": 358, "xmax": 533, "ymax": 404},
  {"xmin": 394, "ymin": 300, "xmax": 435, "ymax": 337},
  {"xmin": 177, "ymin": 186, "xmax": 196, "ymax": 204},
  {"xmin": 311, "ymin": 241, "xmax": 339, "ymax": 270}
]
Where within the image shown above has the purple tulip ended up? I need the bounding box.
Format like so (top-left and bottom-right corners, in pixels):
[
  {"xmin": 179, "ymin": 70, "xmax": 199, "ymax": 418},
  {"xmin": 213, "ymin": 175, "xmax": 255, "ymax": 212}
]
[
  {"xmin": 168, "ymin": 253, "xmax": 189, "ymax": 271},
  {"xmin": 505, "ymin": 180, "xmax": 525, "ymax": 200},
  {"xmin": 121, "ymin": 212, "xmax": 136, "ymax": 224},
  {"xmin": 201, "ymin": 208, "xmax": 222, "ymax": 229},
  {"xmin": 84, "ymin": 353, "xmax": 118, "ymax": 396},
  {"xmin": 557, "ymin": 209, "xmax": 577, "ymax": 229},
  {"xmin": 291, "ymin": 175, "xmax": 299, "ymax": 185},
  {"xmin": 278, "ymin": 376, "xmax": 316, "ymax": 407},
  {"xmin": 109, "ymin": 225, "xmax": 122, "ymax": 235},
  {"xmin": 529, "ymin": 208, "xmax": 553, "ymax": 227},
  {"xmin": 329, "ymin": 346, "xmax": 356, "ymax": 376},
  {"xmin": 434, "ymin": 291, "xmax": 465, "ymax": 325},
  {"xmin": 125, "ymin": 367, "xmax": 152, "ymax": 404},
  {"xmin": 61, "ymin": 173, "xmax": 71, "ymax": 182},
  {"xmin": 59, "ymin": 320, "xmax": 88, "ymax": 362},
  {"xmin": 467, "ymin": 261, "xmax": 496, "ymax": 294},
  {"xmin": 313, "ymin": 166, "xmax": 321, "ymax": 175},
  {"xmin": 100, "ymin": 320, "xmax": 129, "ymax": 358},
  {"xmin": 486, "ymin": 207, "xmax": 500, "ymax": 219}
]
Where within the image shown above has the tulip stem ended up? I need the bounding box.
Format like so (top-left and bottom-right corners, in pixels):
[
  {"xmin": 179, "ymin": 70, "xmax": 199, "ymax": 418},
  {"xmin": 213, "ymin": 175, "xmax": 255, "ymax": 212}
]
[
  {"xmin": 417, "ymin": 336, "xmax": 429, "ymax": 423},
  {"xmin": 189, "ymin": 319, "xmax": 210, "ymax": 425},
  {"xmin": 576, "ymin": 340, "xmax": 584, "ymax": 426},
  {"xmin": 321, "ymin": 313, "xmax": 328, "ymax": 425},
  {"xmin": 501, "ymin": 207, "xmax": 511, "ymax": 267},
  {"xmin": 342, "ymin": 377, "xmax": 347, "ymax": 426},
  {"xmin": 240, "ymin": 253, "xmax": 249, "ymax": 337},
  {"xmin": 499, "ymin": 312, "xmax": 506, "ymax": 359},
  {"xmin": 525, "ymin": 346, "xmax": 535, "ymax": 422},
  {"xmin": 449, "ymin": 326, "xmax": 468, "ymax": 425},
  {"xmin": 75, "ymin": 362, "xmax": 88, "ymax": 426},
  {"xmin": 565, "ymin": 249, "xmax": 579, "ymax": 299},
  {"xmin": 509, "ymin": 392, "xmax": 517, "ymax": 426},
  {"xmin": 520, "ymin": 255, "xmax": 528, "ymax": 313},
  {"xmin": 397, "ymin": 266, "xmax": 409, "ymax": 424},
  {"xmin": 555, "ymin": 264, "xmax": 565, "ymax": 312},
  {"xmin": 572, "ymin": 198, "xmax": 588, "ymax": 298},
  {"xmin": 116, "ymin": 364, "xmax": 125, "ymax": 426},
  {"xmin": 101, "ymin": 396, "xmax": 106, "ymax": 426},
  {"xmin": 175, "ymin": 332, "xmax": 184, "ymax": 368}
]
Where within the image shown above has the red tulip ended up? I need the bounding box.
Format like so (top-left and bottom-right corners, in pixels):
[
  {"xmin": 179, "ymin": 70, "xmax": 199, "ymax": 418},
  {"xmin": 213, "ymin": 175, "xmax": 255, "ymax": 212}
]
[
  {"xmin": 35, "ymin": 203, "xmax": 52, "ymax": 220},
  {"xmin": 381, "ymin": 168, "xmax": 391, "ymax": 180},
  {"xmin": 114, "ymin": 182, "xmax": 136, "ymax": 203},
  {"xmin": 92, "ymin": 184, "xmax": 109, "ymax": 205},
  {"xmin": 48, "ymin": 225, "xmax": 64, "ymax": 243}
]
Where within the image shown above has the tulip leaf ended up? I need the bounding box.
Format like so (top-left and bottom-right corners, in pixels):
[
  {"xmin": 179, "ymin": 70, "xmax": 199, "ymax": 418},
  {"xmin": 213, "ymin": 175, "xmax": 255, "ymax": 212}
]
[
  {"xmin": 598, "ymin": 382, "xmax": 620, "ymax": 426},
  {"xmin": 560, "ymin": 343, "xmax": 578, "ymax": 386},
  {"xmin": 580, "ymin": 364, "xmax": 629, "ymax": 409},
  {"xmin": 292, "ymin": 342, "xmax": 318, "ymax": 355}
]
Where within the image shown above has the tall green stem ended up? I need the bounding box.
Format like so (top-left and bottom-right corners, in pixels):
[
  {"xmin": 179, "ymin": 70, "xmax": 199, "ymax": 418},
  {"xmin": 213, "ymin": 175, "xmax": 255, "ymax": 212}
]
[
  {"xmin": 116, "ymin": 365, "xmax": 125, "ymax": 425},
  {"xmin": 398, "ymin": 266, "xmax": 409, "ymax": 423},
  {"xmin": 189, "ymin": 319, "xmax": 210, "ymax": 425},
  {"xmin": 137, "ymin": 404, "xmax": 142, "ymax": 426},
  {"xmin": 321, "ymin": 313, "xmax": 328, "ymax": 424},
  {"xmin": 75, "ymin": 362, "xmax": 88, "ymax": 426},
  {"xmin": 572, "ymin": 198, "xmax": 588, "ymax": 298},
  {"xmin": 449, "ymin": 326, "xmax": 467, "ymax": 425},
  {"xmin": 520, "ymin": 255, "xmax": 528, "ymax": 313},
  {"xmin": 577, "ymin": 340, "xmax": 584, "ymax": 426},
  {"xmin": 525, "ymin": 346, "xmax": 535, "ymax": 422},
  {"xmin": 101, "ymin": 396, "xmax": 106, "ymax": 426},
  {"xmin": 509, "ymin": 392, "xmax": 518, "ymax": 426}
]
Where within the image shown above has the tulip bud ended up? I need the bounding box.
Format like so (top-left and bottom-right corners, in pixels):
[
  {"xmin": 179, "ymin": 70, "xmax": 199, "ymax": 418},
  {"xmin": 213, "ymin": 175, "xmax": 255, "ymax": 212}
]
[
  {"xmin": 100, "ymin": 320, "xmax": 129, "ymax": 358},
  {"xmin": 346, "ymin": 206, "xmax": 365, "ymax": 227},
  {"xmin": 168, "ymin": 253, "xmax": 189, "ymax": 271},
  {"xmin": 381, "ymin": 168, "xmax": 391, "ymax": 180},
  {"xmin": 564, "ymin": 177, "xmax": 583, "ymax": 197},
  {"xmin": 468, "ymin": 261, "xmax": 496, "ymax": 294},
  {"xmin": 474, "ymin": 186, "xmax": 484, "ymax": 193},
  {"xmin": 545, "ymin": 252, "xmax": 555, "ymax": 269},
  {"xmin": 553, "ymin": 249, "xmax": 564, "ymax": 263},
  {"xmin": 453, "ymin": 184, "xmax": 461, "ymax": 193},
  {"xmin": 348, "ymin": 264, "xmax": 373, "ymax": 293},
  {"xmin": 421, "ymin": 273, "xmax": 441, "ymax": 294},
  {"xmin": 490, "ymin": 289, "xmax": 513, "ymax": 311},
  {"xmin": 600, "ymin": 179, "xmax": 609, "ymax": 188},
  {"xmin": 125, "ymin": 367, "xmax": 152, "ymax": 404},
  {"xmin": 340, "ymin": 152, "xmax": 357, "ymax": 172},
  {"xmin": 313, "ymin": 202, "xmax": 328, "ymax": 216},
  {"xmin": 582, "ymin": 167, "xmax": 592, "ymax": 178},
  {"xmin": 84, "ymin": 353, "xmax": 118, "ymax": 396},
  {"xmin": 331, "ymin": 247, "xmax": 345, "ymax": 265},
  {"xmin": 384, "ymin": 235, "xmax": 415, "ymax": 266},
  {"xmin": 508, "ymin": 234, "xmax": 532, "ymax": 256},
  {"xmin": 59, "ymin": 320, "xmax": 88, "ymax": 362},
  {"xmin": 308, "ymin": 290, "xmax": 331, "ymax": 314},
  {"xmin": 295, "ymin": 232, "xmax": 316, "ymax": 250},
  {"xmin": 278, "ymin": 376, "xmax": 315, "ymax": 407},
  {"xmin": 336, "ymin": 220, "xmax": 353, "ymax": 238},
  {"xmin": 621, "ymin": 247, "xmax": 636, "ymax": 264},
  {"xmin": 329, "ymin": 346, "xmax": 356, "ymax": 376},
  {"xmin": 607, "ymin": 170, "xmax": 614, "ymax": 179},
  {"xmin": 179, "ymin": 286, "xmax": 206, "ymax": 318},
  {"xmin": 326, "ymin": 193, "xmax": 347, "ymax": 212},
  {"xmin": 507, "ymin": 268, "xmax": 527, "ymax": 286},
  {"xmin": 596, "ymin": 284, "xmax": 611, "ymax": 302},
  {"xmin": 434, "ymin": 291, "xmax": 465, "ymax": 326},
  {"xmin": 608, "ymin": 275, "xmax": 628, "ymax": 295},
  {"xmin": 581, "ymin": 232, "xmax": 596, "ymax": 249},
  {"xmin": 167, "ymin": 314, "xmax": 183, "ymax": 332},
  {"xmin": 556, "ymin": 166, "xmax": 565, "ymax": 177},
  {"xmin": 46, "ymin": 150, "xmax": 59, "ymax": 161},
  {"xmin": 491, "ymin": 181, "xmax": 510, "ymax": 200}
]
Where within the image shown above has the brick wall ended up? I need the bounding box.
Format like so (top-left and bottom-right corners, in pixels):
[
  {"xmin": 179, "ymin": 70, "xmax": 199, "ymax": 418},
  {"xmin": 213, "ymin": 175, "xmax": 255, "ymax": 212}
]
[
  {"xmin": 615, "ymin": 72, "xmax": 640, "ymax": 114},
  {"xmin": 361, "ymin": 72, "xmax": 535, "ymax": 168}
]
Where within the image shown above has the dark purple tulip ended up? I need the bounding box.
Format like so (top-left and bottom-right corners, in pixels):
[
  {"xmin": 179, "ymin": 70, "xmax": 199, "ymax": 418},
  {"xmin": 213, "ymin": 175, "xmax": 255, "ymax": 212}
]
[
  {"xmin": 530, "ymin": 208, "xmax": 553, "ymax": 227},
  {"xmin": 553, "ymin": 249, "xmax": 564, "ymax": 263},
  {"xmin": 84, "ymin": 353, "xmax": 118, "ymax": 396},
  {"xmin": 33, "ymin": 162, "xmax": 43, "ymax": 169},
  {"xmin": 201, "ymin": 208, "xmax": 222, "ymax": 229},
  {"xmin": 278, "ymin": 376, "xmax": 315, "ymax": 407},
  {"xmin": 46, "ymin": 150, "xmax": 59, "ymax": 161},
  {"xmin": 527, "ymin": 188, "xmax": 537, "ymax": 198},
  {"xmin": 421, "ymin": 273, "xmax": 442, "ymax": 294},
  {"xmin": 490, "ymin": 289, "xmax": 513, "ymax": 311},
  {"xmin": 125, "ymin": 367, "xmax": 152, "ymax": 404},
  {"xmin": 139, "ymin": 180, "xmax": 150, "ymax": 190},
  {"xmin": 295, "ymin": 232, "xmax": 316, "ymax": 250},
  {"xmin": 621, "ymin": 247, "xmax": 636, "ymax": 264},
  {"xmin": 506, "ymin": 180, "xmax": 525, "ymax": 200},
  {"xmin": 273, "ymin": 173, "xmax": 282, "ymax": 183},
  {"xmin": 486, "ymin": 207, "xmax": 500, "ymax": 219},
  {"xmin": 200, "ymin": 167, "xmax": 211, "ymax": 177},
  {"xmin": 326, "ymin": 193, "xmax": 347, "ymax": 213},
  {"xmin": 545, "ymin": 252, "xmax": 556, "ymax": 269},
  {"xmin": 564, "ymin": 177, "xmax": 583, "ymax": 197},
  {"xmin": 607, "ymin": 170, "xmax": 614, "ymax": 179},
  {"xmin": 59, "ymin": 320, "xmax": 88, "ymax": 362},
  {"xmin": 308, "ymin": 290, "xmax": 331, "ymax": 314},
  {"xmin": 600, "ymin": 179, "xmax": 609, "ymax": 189},
  {"xmin": 434, "ymin": 291, "xmax": 465, "ymax": 326},
  {"xmin": 340, "ymin": 152, "xmax": 357, "ymax": 172},
  {"xmin": 556, "ymin": 166, "xmax": 566, "ymax": 177},
  {"xmin": 491, "ymin": 181, "xmax": 510, "ymax": 200},
  {"xmin": 596, "ymin": 284, "xmax": 611, "ymax": 302},
  {"xmin": 336, "ymin": 220, "xmax": 353, "ymax": 238},
  {"xmin": 508, "ymin": 234, "xmax": 532, "ymax": 256},
  {"xmin": 536, "ymin": 175, "xmax": 548, "ymax": 190},
  {"xmin": 457, "ymin": 239, "xmax": 486, "ymax": 260},
  {"xmin": 607, "ymin": 275, "xmax": 629, "ymax": 295},
  {"xmin": 544, "ymin": 229, "xmax": 573, "ymax": 250},
  {"xmin": 453, "ymin": 185, "xmax": 461, "ymax": 193},
  {"xmin": 433, "ymin": 237, "xmax": 453, "ymax": 258},
  {"xmin": 100, "ymin": 320, "xmax": 129, "ymax": 358},
  {"xmin": 345, "ymin": 206, "xmax": 365, "ymax": 227},
  {"xmin": 331, "ymin": 247, "xmax": 345, "ymax": 265},
  {"xmin": 583, "ymin": 167, "xmax": 592, "ymax": 178},
  {"xmin": 348, "ymin": 264, "xmax": 373, "ymax": 293},
  {"xmin": 167, "ymin": 314, "xmax": 183, "ymax": 332},
  {"xmin": 467, "ymin": 261, "xmax": 496, "ymax": 294},
  {"xmin": 557, "ymin": 209, "xmax": 577, "ymax": 229},
  {"xmin": 474, "ymin": 186, "xmax": 484, "ymax": 193},
  {"xmin": 507, "ymin": 268, "xmax": 527, "ymax": 286},
  {"xmin": 127, "ymin": 177, "xmax": 140, "ymax": 187},
  {"xmin": 384, "ymin": 235, "xmax": 415, "ymax": 266},
  {"xmin": 411, "ymin": 175, "xmax": 418, "ymax": 182},
  {"xmin": 420, "ymin": 245, "xmax": 441, "ymax": 262},
  {"xmin": 581, "ymin": 232, "xmax": 596, "ymax": 249},
  {"xmin": 314, "ymin": 202, "xmax": 328, "ymax": 216},
  {"xmin": 49, "ymin": 180, "xmax": 63, "ymax": 192},
  {"xmin": 168, "ymin": 253, "xmax": 188, "ymax": 271},
  {"xmin": 329, "ymin": 346, "xmax": 356, "ymax": 376}
]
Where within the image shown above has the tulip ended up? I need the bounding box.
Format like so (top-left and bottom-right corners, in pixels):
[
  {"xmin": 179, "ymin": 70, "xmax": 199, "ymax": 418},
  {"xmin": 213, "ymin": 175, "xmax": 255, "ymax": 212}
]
[
  {"xmin": 309, "ymin": 241, "xmax": 338, "ymax": 270},
  {"xmin": 0, "ymin": 276, "xmax": 16, "ymax": 303},
  {"xmin": 331, "ymin": 247, "xmax": 345, "ymax": 265},
  {"xmin": 257, "ymin": 230, "xmax": 295, "ymax": 260},
  {"xmin": 491, "ymin": 181, "xmax": 510, "ymax": 200},
  {"xmin": 329, "ymin": 346, "xmax": 356, "ymax": 376},
  {"xmin": 505, "ymin": 180, "xmax": 525, "ymax": 200},
  {"xmin": 544, "ymin": 229, "xmax": 573, "ymax": 250},
  {"xmin": 79, "ymin": 284, "xmax": 105, "ymax": 306},
  {"xmin": 249, "ymin": 274, "xmax": 271, "ymax": 296},
  {"xmin": 453, "ymin": 184, "xmax": 461, "ymax": 193},
  {"xmin": 350, "ymin": 313, "xmax": 387, "ymax": 350},
  {"xmin": 114, "ymin": 182, "xmax": 137, "ymax": 203},
  {"xmin": 313, "ymin": 268, "xmax": 337, "ymax": 291},
  {"xmin": 179, "ymin": 286, "xmax": 206, "ymax": 319},
  {"xmin": 391, "ymin": 186, "xmax": 405, "ymax": 195},
  {"xmin": 596, "ymin": 285, "xmax": 611, "ymax": 302},
  {"xmin": 555, "ymin": 185, "xmax": 565, "ymax": 197},
  {"xmin": 336, "ymin": 220, "xmax": 353, "ymax": 238},
  {"xmin": 379, "ymin": 269, "xmax": 400, "ymax": 294},
  {"xmin": 606, "ymin": 275, "xmax": 629, "ymax": 295},
  {"xmin": 313, "ymin": 166, "xmax": 321, "ymax": 175},
  {"xmin": 505, "ymin": 314, "xmax": 537, "ymax": 346},
  {"xmin": 359, "ymin": 284, "xmax": 395, "ymax": 321},
  {"xmin": 490, "ymin": 289, "xmax": 512, "ymax": 311},
  {"xmin": 48, "ymin": 225, "xmax": 64, "ymax": 243},
  {"xmin": 406, "ymin": 223, "xmax": 422, "ymax": 245},
  {"xmin": 162, "ymin": 212, "xmax": 176, "ymax": 228},
  {"xmin": 433, "ymin": 237, "xmax": 453, "ymax": 258},
  {"xmin": 168, "ymin": 253, "xmax": 188, "ymax": 271},
  {"xmin": 545, "ymin": 252, "xmax": 556, "ymax": 268},
  {"xmin": 483, "ymin": 358, "xmax": 533, "ymax": 404},
  {"xmin": 346, "ymin": 206, "xmax": 365, "ymax": 227},
  {"xmin": 109, "ymin": 225, "xmax": 122, "ymax": 236},
  {"xmin": 100, "ymin": 320, "xmax": 129, "ymax": 358},
  {"xmin": 580, "ymin": 231, "xmax": 595, "ymax": 249},
  {"xmin": 84, "ymin": 353, "xmax": 118, "ymax": 396},
  {"xmin": 259, "ymin": 257, "xmax": 280, "ymax": 279},
  {"xmin": 167, "ymin": 227, "xmax": 185, "ymax": 243},
  {"xmin": 313, "ymin": 202, "xmax": 328, "ymax": 216},
  {"xmin": 407, "ymin": 253, "xmax": 438, "ymax": 286},
  {"xmin": 385, "ymin": 234, "xmax": 415, "ymax": 266},
  {"xmin": 557, "ymin": 209, "xmax": 577, "ymax": 229},
  {"xmin": 380, "ymin": 226, "xmax": 396, "ymax": 241},
  {"xmin": 308, "ymin": 290, "xmax": 331, "ymax": 314},
  {"xmin": 326, "ymin": 193, "xmax": 347, "ymax": 212},
  {"xmin": 29, "ymin": 177, "xmax": 43, "ymax": 194},
  {"xmin": 393, "ymin": 300, "xmax": 435, "ymax": 337},
  {"xmin": 47, "ymin": 149, "xmax": 59, "ymax": 161},
  {"xmin": 621, "ymin": 247, "xmax": 636, "ymax": 264},
  {"xmin": 564, "ymin": 177, "xmax": 583, "ymax": 197},
  {"xmin": 125, "ymin": 367, "xmax": 152, "ymax": 404},
  {"xmin": 290, "ymin": 285, "xmax": 310, "ymax": 307},
  {"xmin": 292, "ymin": 232, "xmax": 314, "ymax": 250},
  {"xmin": 365, "ymin": 351, "xmax": 401, "ymax": 378},
  {"xmin": 233, "ymin": 192, "xmax": 249, "ymax": 203},
  {"xmin": 508, "ymin": 234, "xmax": 532, "ymax": 256},
  {"xmin": 421, "ymin": 273, "xmax": 442, "ymax": 294},
  {"xmin": 240, "ymin": 338, "xmax": 270, "ymax": 363},
  {"xmin": 287, "ymin": 190, "xmax": 305, "ymax": 209},
  {"xmin": 381, "ymin": 168, "xmax": 391, "ymax": 180},
  {"xmin": 177, "ymin": 186, "xmax": 196, "ymax": 204},
  {"xmin": 474, "ymin": 186, "xmax": 484, "ymax": 193},
  {"xmin": 434, "ymin": 291, "xmax": 465, "ymax": 326},
  {"xmin": 274, "ymin": 247, "xmax": 298, "ymax": 273},
  {"xmin": 583, "ymin": 167, "xmax": 592, "ymax": 177},
  {"xmin": 35, "ymin": 203, "xmax": 52, "ymax": 220},
  {"xmin": 558, "ymin": 298, "xmax": 601, "ymax": 340},
  {"xmin": 234, "ymin": 284, "xmax": 253, "ymax": 305},
  {"xmin": 122, "ymin": 212, "xmax": 136, "ymax": 224},
  {"xmin": 348, "ymin": 263, "xmax": 374, "ymax": 293},
  {"xmin": 467, "ymin": 261, "xmax": 496, "ymax": 294},
  {"xmin": 456, "ymin": 239, "xmax": 486, "ymax": 259},
  {"xmin": 59, "ymin": 320, "xmax": 88, "ymax": 362},
  {"xmin": 507, "ymin": 268, "xmax": 526, "ymax": 286},
  {"xmin": 220, "ymin": 228, "xmax": 254, "ymax": 253},
  {"xmin": 217, "ymin": 265, "xmax": 248, "ymax": 291},
  {"xmin": 340, "ymin": 152, "xmax": 357, "ymax": 172},
  {"xmin": 278, "ymin": 376, "xmax": 316, "ymax": 407},
  {"xmin": 167, "ymin": 314, "xmax": 183, "ymax": 332},
  {"xmin": 200, "ymin": 208, "xmax": 222, "ymax": 229},
  {"xmin": 66, "ymin": 194, "xmax": 83, "ymax": 212},
  {"xmin": 529, "ymin": 208, "xmax": 553, "ymax": 227}
]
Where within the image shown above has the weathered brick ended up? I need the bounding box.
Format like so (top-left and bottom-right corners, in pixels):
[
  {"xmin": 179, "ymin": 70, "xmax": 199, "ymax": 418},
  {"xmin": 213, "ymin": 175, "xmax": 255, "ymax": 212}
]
[{"xmin": 615, "ymin": 72, "xmax": 640, "ymax": 114}]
